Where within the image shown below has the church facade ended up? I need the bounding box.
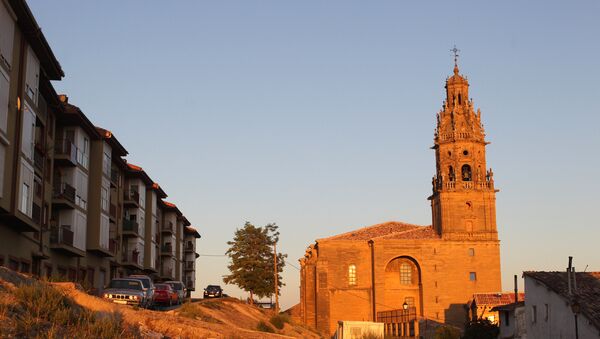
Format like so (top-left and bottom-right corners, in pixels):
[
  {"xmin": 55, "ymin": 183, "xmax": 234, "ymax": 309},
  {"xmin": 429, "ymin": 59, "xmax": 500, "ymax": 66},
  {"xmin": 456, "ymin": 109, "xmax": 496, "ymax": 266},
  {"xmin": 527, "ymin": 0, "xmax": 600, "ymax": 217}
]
[{"xmin": 298, "ymin": 62, "xmax": 502, "ymax": 336}]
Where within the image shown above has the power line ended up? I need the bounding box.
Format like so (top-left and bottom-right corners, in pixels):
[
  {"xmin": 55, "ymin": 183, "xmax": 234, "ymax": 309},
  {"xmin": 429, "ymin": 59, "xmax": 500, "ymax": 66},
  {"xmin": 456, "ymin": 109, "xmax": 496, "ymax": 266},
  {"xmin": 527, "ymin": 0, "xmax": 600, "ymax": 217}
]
[{"xmin": 197, "ymin": 254, "xmax": 227, "ymax": 257}]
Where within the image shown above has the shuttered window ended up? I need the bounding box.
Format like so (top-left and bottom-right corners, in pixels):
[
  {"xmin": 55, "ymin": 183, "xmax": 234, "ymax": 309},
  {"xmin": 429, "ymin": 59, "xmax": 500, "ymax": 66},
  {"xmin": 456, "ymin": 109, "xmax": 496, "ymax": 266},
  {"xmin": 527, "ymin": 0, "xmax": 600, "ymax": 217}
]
[
  {"xmin": 21, "ymin": 105, "xmax": 35, "ymax": 161},
  {"xmin": 0, "ymin": 3, "xmax": 14, "ymax": 69},
  {"xmin": 25, "ymin": 46, "xmax": 39, "ymax": 105},
  {"xmin": 0, "ymin": 69, "xmax": 8, "ymax": 134},
  {"xmin": 18, "ymin": 160, "xmax": 34, "ymax": 216}
]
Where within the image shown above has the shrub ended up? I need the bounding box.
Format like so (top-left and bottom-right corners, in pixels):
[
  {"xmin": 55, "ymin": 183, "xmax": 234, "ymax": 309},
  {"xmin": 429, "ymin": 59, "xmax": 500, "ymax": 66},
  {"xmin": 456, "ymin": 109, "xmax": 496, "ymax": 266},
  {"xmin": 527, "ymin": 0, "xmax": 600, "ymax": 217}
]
[
  {"xmin": 463, "ymin": 319, "xmax": 499, "ymax": 339},
  {"xmin": 434, "ymin": 325, "xmax": 461, "ymax": 339},
  {"xmin": 269, "ymin": 313, "xmax": 290, "ymax": 329},
  {"xmin": 257, "ymin": 320, "xmax": 275, "ymax": 333}
]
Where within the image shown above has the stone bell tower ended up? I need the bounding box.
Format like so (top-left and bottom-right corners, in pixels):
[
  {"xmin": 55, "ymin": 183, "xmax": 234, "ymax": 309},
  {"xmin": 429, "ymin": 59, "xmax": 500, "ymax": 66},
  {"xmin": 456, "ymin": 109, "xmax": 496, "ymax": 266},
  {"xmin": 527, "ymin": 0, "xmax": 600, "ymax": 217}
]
[{"xmin": 429, "ymin": 54, "xmax": 498, "ymax": 241}]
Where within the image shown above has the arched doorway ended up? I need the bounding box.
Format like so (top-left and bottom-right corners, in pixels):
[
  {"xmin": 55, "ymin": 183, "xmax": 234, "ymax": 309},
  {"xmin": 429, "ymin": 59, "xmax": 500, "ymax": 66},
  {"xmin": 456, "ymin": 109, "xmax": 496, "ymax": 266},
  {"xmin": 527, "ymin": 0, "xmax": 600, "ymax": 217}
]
[{"xmin": 383, "ymin": 256, "xmax": 424, "ymax": 316}]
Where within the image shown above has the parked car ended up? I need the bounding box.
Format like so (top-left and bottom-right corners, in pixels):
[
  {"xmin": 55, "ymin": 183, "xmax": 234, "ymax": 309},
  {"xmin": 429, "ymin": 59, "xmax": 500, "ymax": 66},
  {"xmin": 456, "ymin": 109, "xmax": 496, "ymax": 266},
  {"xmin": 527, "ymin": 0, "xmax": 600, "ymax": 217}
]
[
  {"xmin": 103, "ymin": 278, "xmax": 147, "ymax": 306},
  {"xmin": 203, "ymin": 285, "xmax": 223, "ymax": 298},
  {"xmin": 128, "ymin": 274, "xmax": 155, "ymax": 308},
  {"xmin": 164, "ymin": 280, "xmax": 186, "ymax": 304},
  {"xmin": 153, "ymin": 283, "xmax": 178, "ymax": 306}
]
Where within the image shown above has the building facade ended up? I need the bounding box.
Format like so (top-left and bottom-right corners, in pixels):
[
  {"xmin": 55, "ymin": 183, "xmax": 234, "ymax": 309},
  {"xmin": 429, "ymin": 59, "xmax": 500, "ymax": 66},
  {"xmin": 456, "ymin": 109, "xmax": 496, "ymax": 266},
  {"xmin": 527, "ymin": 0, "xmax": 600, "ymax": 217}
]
[
  {"xmin": 0, "ymin": 0, "xmax": 200, "ymax": 295},
  {"xmin": 299, "ymin": 62, "xmax": 502, "ymax": 336}
]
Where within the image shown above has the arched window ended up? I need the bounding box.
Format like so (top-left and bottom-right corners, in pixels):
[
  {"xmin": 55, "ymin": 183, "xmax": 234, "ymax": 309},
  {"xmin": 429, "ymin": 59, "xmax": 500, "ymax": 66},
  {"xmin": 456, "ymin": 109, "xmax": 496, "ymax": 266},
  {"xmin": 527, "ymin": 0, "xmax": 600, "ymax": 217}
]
[
  {"xmin": 458, "ymin": 93, "xmax": 462, "ymax": 105},
  {"xmin": 348, "ymin": 264, "xmax": 357, "ymax": 286},
  {"xmin": 400, "ymin": 262, "xmax": 412, "ymax": 285},
  {"xmin": 448, "ymin": 166, "xmax": 455, "ymax": 181},
  {"xmin": 462, "ymin": 164, "xmax": 472, "ymax": 181}
]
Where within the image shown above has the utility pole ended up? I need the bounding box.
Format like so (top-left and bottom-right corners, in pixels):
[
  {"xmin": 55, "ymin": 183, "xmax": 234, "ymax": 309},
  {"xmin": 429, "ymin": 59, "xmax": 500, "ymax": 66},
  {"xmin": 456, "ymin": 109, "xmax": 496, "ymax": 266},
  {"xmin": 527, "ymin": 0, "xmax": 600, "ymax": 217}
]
[{"xmin": 274, "ymin": 242, "xmax": 279, "ymax": 313}]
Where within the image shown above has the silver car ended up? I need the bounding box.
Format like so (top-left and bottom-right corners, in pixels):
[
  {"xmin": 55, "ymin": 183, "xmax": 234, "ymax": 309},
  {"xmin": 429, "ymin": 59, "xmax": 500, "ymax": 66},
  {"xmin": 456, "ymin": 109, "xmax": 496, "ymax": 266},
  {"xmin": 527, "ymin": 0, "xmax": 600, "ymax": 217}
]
[
  {"xmin": 164, "ymin": 280, "xmax": 187, "ymax": 304},
  {"xmin": 128, "ymin": 274, "xmax": 156, "ymax": 308},
  {"xmin": 103, "ymin": 278, "xmax": 146, "ymax": 306}
]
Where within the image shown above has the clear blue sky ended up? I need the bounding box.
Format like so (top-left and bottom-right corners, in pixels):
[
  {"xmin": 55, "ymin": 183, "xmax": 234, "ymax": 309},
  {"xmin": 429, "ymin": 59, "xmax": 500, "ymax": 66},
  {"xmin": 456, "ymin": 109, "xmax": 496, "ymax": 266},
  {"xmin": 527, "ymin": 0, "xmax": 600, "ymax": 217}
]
[{"xmin": 29, "ymin": 0, "xmax": 600, "ymax": 309}]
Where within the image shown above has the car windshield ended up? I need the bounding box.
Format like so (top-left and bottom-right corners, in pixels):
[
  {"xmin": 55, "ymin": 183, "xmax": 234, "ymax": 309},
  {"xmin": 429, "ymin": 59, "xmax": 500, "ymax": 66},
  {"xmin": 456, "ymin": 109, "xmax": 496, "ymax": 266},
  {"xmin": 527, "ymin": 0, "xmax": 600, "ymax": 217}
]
[
  {"xmin": 207, "ymin": 285, "xmax": 221, "ymax": 290},
  {"xmin": 168, "ymin": 283, "xmax": 183, "ymax": 291},
  {"xmin": 130, "ymin": 277, "xmax": 150, "ymax": 288},
  {"xmin": 109, "ymin": 280, "xmax": 142, "ymax": 290}
]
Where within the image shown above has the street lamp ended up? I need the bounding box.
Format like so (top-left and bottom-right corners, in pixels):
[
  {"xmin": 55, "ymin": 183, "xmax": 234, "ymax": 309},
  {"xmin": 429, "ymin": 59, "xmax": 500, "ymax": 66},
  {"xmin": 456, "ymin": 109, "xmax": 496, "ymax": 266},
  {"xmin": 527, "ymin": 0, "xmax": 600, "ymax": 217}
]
[{"xmin": 403, "ymin": 301, "xmax": 409, "ymax": 310}]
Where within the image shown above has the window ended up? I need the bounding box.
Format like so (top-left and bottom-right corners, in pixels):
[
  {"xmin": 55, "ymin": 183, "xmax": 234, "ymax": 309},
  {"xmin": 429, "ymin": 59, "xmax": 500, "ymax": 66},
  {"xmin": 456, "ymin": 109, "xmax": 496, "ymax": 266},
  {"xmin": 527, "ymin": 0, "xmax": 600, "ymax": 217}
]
[
  {"xmin": 0, "ymin": 2, "xmax": 15, "ymax": 70},
  {"xmin": 504, "ymin": 311, "xmax": 510, "ymax": 326},
  {"xmin": 101, "ymin": 187, "xmax": 109, "ymax": 212},
  {"xmin": 400, "ymin": 262, "xmax": 412, "ymax": 285},
  {"xmin": 544, "ymin": 304, "xmax": 549, "ymax": 322},
  {"xmin": 468, "ymin": 248, "xmax": 475, "ymax": 256},
  {"xmin": 25, "ymin": 46, "xmax": 39, "ymax": 104},
  {"xmin": 448, "ymin": 166, "xmax": 455, "ymax": 181},
  {"xmin": 20, "ymin": 183, "xmax": 30, "ymax": 215},
  {"xmin": 102, "ymin": 151, "xmax": 111, "ymax": 176},
  {"xmin": 462, "ymin": 164, "xmax": 472, "ymax": 181},
  {"xmin": 469, "ymin": 272, "xmax": 477, "ymax": 281},
  {"xmin": 8, "ymin": 258, "xmax": 19, "ymax": 271},
  {"xmin": 531, "ymin": 305, "xmax": 537, "ymax": 323},
  {"xmin": 348, "ymin": 264, "xmax": 357, "ymax": 286},
  {"xmin": 0, "ymin": 68, "xmax": 9, "ymax": 133},
  {"xmin": 21, "ymin": 105, "xmax": 35, "ymax": 160},
  {"xmin": 20, "ymin": 261, "xmax": 30, "ymax": 274}
]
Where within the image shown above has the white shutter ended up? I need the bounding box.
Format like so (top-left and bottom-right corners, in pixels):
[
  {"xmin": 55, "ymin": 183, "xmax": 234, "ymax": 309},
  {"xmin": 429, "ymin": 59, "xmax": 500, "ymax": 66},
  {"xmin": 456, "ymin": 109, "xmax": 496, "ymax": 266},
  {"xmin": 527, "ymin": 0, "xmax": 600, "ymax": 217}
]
[
  {"xmin": 0, "ymin": 69, "xmax": 8, "ymax": 133},
  {"xmin": 25, "ymin": 46, "xmax": 39, "ymax": 105},
  {"xmin": 18, "ymin": 160, "xmax": 34, "ymax": 216},
  {"xmin": 0, "ymin": 3, "xmax": 14, "ymax": 68},
  {"xmin": 73, "ymin": 211, "xmax": 86, "ymax": 250},
  {"xmin": 21, "ymin": 105, "xmax": 35, "ymax": 160},
  {"xmin": 100, "ymin": 214, "xmax": 110, "ymax": 249}
]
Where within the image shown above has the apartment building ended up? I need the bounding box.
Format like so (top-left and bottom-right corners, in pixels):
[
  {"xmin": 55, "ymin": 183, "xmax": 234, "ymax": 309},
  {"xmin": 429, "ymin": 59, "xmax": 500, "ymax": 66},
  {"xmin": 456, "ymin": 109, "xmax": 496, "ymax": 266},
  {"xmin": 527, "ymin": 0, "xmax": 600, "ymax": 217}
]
[
  {"xmin": 0, "ymin": 0, "xmax": 64, "ymax": 275},
  {"xmin": 0, "ymin": 0, "xmax": 200, "ymax": 296}
]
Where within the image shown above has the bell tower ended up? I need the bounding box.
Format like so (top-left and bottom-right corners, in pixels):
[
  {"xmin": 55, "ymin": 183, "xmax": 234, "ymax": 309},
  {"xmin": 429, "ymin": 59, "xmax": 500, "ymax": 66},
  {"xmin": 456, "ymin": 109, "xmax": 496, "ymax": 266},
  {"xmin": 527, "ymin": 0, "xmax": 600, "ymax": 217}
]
[{"xmin": 429, "ymin": 53, "xmax": 498, "ymax": 240}]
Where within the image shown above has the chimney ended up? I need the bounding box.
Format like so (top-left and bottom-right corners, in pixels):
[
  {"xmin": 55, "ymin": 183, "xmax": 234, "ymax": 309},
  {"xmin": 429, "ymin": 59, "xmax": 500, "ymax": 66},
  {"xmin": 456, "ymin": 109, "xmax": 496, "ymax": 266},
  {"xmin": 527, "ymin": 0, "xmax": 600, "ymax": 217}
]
[
  {"xmin": 514, "ymin": 274, "xmax": 518, "ymax": 303},
  {"xmin": 567, "ymin": 256, "xmax": 573, "ymax": 295},
  {"xmin": 58, "ymin": 94, "xmax": 68, "ymax": 103}
]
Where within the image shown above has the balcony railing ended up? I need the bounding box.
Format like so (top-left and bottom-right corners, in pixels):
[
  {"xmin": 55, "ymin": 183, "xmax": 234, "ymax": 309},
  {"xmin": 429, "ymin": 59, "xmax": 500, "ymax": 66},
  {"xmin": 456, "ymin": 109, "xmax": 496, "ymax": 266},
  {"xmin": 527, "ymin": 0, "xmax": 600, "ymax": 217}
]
[
  {"xmin": 122, "ymin": 250, "xmax": 140, "ymax": 266},
  {"xmin": 54, "ymin": 139, "xmax": 77, "ymax": 165},
  {"xmin": 162, "ymin": 267, "xmax": 173, "ymax": 277},
  {"xmin": 185, "ymin": 241, "xmax": 194, "ymax": 252},
  {"xmin": 162, "ymin": 222, "xmax": 173, "ymax": 233},
  {"xmin": 161, "ymin": 243, "xmax": 173, "ymax": 253},
  {"xmin": 53, "ymin": 182, "xmax": 76, "ymax": 203},
  {"xmin": 110, "ymin": 169, "xmax": 119, "ymax": 185},
  {"xmin": 109, "ymin": 203, "xmax": 117, "ymax": 220},
  {"xmin": 34, "ymin": 146, "xmax": 44, "ymax": 171},
  {"xmin": 124, "ymin": 190, "xmax": 140, "ymax": 205},
  {"xmin": 185, "ymin": 261, "xmax": 195, "ymax": 270},
  {"xmin": 109, "ymin": 238, "xmax": 117, "ymax": 254},
  {"xmin": 32, "ymin": 203, "xmax": 42, "ymax": 225},
  {"xmin": 122, "ymin": 219, "xmax": 140, "ymax": 235},
  {"xmin": 50, "ymin": 225, "xmax": 74, "ymax": 247}
]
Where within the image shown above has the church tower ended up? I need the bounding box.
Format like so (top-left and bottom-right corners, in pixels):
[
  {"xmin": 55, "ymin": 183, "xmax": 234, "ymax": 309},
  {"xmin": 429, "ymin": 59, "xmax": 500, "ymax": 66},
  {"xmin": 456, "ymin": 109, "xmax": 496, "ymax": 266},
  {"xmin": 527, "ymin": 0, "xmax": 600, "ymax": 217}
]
[{"xmin": 430, "ymin": 54, "xmax": 498, "ymax": 240}]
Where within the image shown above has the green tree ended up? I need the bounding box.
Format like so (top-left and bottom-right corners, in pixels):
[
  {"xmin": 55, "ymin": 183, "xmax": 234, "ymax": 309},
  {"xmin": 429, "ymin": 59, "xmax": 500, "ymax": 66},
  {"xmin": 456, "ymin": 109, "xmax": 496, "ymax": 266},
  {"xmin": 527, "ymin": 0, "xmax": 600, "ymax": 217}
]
[{"xmin": 223, "ymin": 222, "xmax": 286, "ymax": 304}]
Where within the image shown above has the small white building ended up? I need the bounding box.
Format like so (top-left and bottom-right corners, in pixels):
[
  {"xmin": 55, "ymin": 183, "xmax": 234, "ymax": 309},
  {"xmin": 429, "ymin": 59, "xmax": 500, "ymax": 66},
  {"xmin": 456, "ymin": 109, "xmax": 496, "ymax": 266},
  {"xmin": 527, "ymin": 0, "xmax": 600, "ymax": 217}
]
[
  {"xmin": 492, "ymin": 301, "xmax": 526, "ymax": 339},
  {"xmin": 335, "ymin": 321, "xmax": 384, "ymax": 339},
  {"xmin": 523, "ymin": 271, "xmax": 600, "ymax": 339}
]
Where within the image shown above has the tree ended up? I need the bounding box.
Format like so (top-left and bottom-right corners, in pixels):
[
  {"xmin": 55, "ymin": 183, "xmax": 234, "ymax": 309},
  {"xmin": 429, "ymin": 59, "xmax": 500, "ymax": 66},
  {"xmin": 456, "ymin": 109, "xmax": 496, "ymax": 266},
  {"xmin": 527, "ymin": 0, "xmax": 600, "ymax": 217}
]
[
  {"xmin": 463, "ymin": 319, "xmax": 499, "ymax": 339},
  {"xmin": 223, "ymin": 222, "xmax": 286, "ymax": 304}
]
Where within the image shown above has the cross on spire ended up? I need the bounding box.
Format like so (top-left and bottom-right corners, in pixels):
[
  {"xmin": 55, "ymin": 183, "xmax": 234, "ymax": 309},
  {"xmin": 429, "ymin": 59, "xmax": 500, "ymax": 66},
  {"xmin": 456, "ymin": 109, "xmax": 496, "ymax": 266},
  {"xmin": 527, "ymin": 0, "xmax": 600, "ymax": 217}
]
[{"xmin": 450, "ymin": 45, "xmax": 460, "ymax": 67}]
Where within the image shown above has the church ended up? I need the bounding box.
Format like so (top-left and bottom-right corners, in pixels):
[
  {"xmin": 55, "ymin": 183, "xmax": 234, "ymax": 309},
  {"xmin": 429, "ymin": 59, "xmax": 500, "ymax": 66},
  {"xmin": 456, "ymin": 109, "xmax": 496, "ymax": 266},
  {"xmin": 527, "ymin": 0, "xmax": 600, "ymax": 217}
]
[{"xmin": 298, "ymin": 59, "xmax": 502, "ymax": 336}]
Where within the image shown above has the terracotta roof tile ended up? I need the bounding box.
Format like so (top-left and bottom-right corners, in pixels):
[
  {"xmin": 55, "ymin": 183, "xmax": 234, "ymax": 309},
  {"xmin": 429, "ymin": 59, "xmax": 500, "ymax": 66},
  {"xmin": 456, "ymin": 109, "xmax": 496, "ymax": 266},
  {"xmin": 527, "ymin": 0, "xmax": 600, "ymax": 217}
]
[
  {"xmin": 472, "ymin": 292, "xmax": 525, "ymax": 306},
  {"xmin": 319, "ymin": 221, "xmax": 429, "ymax": 241},
  {"xmin": 524, "ymin": 271, "xmax": 600, "ymax": 330},
  {"xmin": 378, "ymin": 226, "xmax": 439, "ymax": 240}
]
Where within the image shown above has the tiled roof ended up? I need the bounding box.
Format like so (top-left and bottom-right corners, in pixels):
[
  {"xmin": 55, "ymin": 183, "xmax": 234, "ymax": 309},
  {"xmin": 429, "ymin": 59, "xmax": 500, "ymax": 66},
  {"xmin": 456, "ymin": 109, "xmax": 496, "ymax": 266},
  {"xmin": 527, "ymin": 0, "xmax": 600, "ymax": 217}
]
[
  {"xmin": 127, "ymin": 163, "xmax": 143, "ymax": 171},
  {"xmin": 378, "ymin": 226, "xmax": 439, "ymax": 240},
  {"xmin": 318, "ymin": 221, "xmax": 433, "ymax": 241},
  {"xmin": 472, "ymin": 292, "xmax": 525, "ymax": 306},
  {"xmin": 524, "ymin": 271, "xmax": 600, "ymax": 330}
]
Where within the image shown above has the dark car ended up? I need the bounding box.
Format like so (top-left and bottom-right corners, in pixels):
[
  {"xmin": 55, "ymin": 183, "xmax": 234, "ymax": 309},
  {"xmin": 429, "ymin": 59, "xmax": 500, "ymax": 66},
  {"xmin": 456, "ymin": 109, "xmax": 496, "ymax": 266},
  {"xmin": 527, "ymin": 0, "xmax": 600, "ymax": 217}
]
[
  {"xmin": 128, "ymin": 274, "xmax": 155, "ymax": 308},
  {"xmin": 103, "ymin": 278, "xmax": 146, "ymax": 306},
  {"xmin": 153, "ymin": 283, "xmax": 178, "ymax": 306},
  {"xmin": 164, "ymin": 280, "xmax": 186, "ymax": 304},
  {"xmin": 203, "ymin": 285, "xmax": 223, "ymax": 298}
]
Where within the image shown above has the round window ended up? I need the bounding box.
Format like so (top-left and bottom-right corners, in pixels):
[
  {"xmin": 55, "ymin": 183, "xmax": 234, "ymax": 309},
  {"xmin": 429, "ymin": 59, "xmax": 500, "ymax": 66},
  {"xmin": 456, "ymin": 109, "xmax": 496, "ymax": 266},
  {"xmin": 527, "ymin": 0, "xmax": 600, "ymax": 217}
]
[{"xmin": 463, "ymin": 150, "xmax": 469, "ymax": 156}]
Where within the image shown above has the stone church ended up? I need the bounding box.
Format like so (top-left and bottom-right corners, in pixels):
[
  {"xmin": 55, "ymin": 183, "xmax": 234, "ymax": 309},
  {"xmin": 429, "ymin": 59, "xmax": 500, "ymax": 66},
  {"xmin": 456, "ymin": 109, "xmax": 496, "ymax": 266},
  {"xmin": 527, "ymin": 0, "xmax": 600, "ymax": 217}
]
[{"xmin": 298, "ymin": 61, "xmax": 502, "ymax": 336}]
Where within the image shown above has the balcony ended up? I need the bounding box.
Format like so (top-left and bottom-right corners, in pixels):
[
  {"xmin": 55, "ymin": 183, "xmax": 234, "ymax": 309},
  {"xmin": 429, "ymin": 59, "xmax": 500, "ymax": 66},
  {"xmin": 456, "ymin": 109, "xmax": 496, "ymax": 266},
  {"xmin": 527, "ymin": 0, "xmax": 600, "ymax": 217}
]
[
  {"xmin": 161, "ymin": 221, "xmax": 174, "ymax": 234},
  {"xmin": 49, "ymin": 225, "xmax": 84, "ymax": 257},
  {"xmin": 34, "ymin": 146, "xmax": 44, "ymax": 172},
  {"xmin": 52, "ymin": 182, "xmax": 76, "ymax": 209},
  {"xmin": 161, "ymin": 243, "xmax": 173, "ymax": 257},
  {"xmin": 160, "ymin": 267, "xmax": 174, "ymax": 280},
  {"xmin": 110, "ymin": 169, "xmax": 119, "ymax": 188},
  {"xmin": 123, "ymin": 190, "xmax": 140, "ymax": 207},
  {"xmin": 109, "ymin": 238, "xmax": 118, "ymax": 254},
  {"xmin": 184, "ymin": 260, "xmax": 195, "ymax": 272},
  {"xmin": 122, "ymin": 219, "xmax": 141, "ymax": 238},
  {"xmin": 121, "ymin": 250, "xmax": 142, "ymax": 269},
  {"xmin": 185, "ymin": 279, "xmax": 195, "ymax": 290},
  {"xmin": 32, "ymin": 202, "xmax": 42, "ymax": 225},
  {"xmin": 109, "ymin": 203, "xmax": 117, "ymax": 222},
  {"xmin": 53, "ymin": 139, "xmax": 77, "ymax": 167},
  {"xmin": 184, "ymin": 241, "xmax": 195, "ymax": 253}
]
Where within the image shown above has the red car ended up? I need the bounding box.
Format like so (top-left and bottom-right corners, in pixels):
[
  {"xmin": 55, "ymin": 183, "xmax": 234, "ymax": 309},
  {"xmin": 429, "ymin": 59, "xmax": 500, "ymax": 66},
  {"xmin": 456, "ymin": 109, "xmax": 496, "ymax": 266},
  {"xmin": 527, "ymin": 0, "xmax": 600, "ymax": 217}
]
[{"xmin": 153, "ymin": 283, "xmax": 178, "ymax": 306}]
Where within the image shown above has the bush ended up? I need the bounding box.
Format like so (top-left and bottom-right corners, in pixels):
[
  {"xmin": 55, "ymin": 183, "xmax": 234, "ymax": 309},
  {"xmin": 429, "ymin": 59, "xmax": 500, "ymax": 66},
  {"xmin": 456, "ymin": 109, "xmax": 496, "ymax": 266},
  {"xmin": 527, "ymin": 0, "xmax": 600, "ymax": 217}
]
[
  {"xmin": 463, "ymin": 319, "xmax": 499, "ymax": 339},
  {"xmin": 269, "ymin": 313, "xmax": 290, "ymax": 329},
  {"xmin": 434, "ymin": 325, "xmax": 461, "ymax": 339},
  {"xmin": 257, "ymin": 320, "xmax": 275, "ymax": 333}
]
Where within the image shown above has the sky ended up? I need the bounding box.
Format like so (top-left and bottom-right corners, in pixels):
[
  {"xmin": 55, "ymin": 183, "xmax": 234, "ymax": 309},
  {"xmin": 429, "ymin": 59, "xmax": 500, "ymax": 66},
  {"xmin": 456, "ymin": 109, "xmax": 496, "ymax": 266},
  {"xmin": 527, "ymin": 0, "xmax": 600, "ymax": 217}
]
[{"xmin": 28, "ymin": 0, "xmax": 600, "ymax": 310}]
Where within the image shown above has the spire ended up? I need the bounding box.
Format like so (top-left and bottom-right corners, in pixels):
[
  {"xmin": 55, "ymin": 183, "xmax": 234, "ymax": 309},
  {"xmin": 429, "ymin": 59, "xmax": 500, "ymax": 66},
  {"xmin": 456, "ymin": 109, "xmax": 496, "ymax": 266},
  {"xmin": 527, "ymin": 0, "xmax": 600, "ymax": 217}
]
[{"xmin": 451, "ymin": 45, "xmax": 460, "ymax": 75}]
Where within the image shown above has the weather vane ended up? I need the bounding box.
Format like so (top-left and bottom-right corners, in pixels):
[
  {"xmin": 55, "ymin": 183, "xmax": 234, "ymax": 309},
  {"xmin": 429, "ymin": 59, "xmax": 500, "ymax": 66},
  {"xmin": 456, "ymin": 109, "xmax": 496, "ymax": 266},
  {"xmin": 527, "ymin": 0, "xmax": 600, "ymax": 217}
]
[{"xmin": 450, "ymin": 45, "xmax": 460, "ymax": 67}]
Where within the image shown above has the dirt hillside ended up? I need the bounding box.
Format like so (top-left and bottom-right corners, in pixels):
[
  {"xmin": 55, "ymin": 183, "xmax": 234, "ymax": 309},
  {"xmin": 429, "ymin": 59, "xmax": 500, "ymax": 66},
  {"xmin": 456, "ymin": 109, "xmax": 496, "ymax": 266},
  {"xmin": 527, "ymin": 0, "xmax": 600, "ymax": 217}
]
[{"xmin": 0, "ymin": 267, "xmax": 321, "ymax": 338}]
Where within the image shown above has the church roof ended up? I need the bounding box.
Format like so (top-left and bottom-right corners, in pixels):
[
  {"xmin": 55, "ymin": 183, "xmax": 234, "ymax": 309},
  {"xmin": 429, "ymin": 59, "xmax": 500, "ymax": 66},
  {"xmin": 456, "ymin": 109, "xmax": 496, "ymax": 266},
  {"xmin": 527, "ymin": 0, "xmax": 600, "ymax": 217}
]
[
  {"xmin": 523, "ymin": 271, "xmax": 600, "ymax": 330},
  {"xmin": 318, "ymin": 221, "xmax": 437, "ymax": 241}
]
